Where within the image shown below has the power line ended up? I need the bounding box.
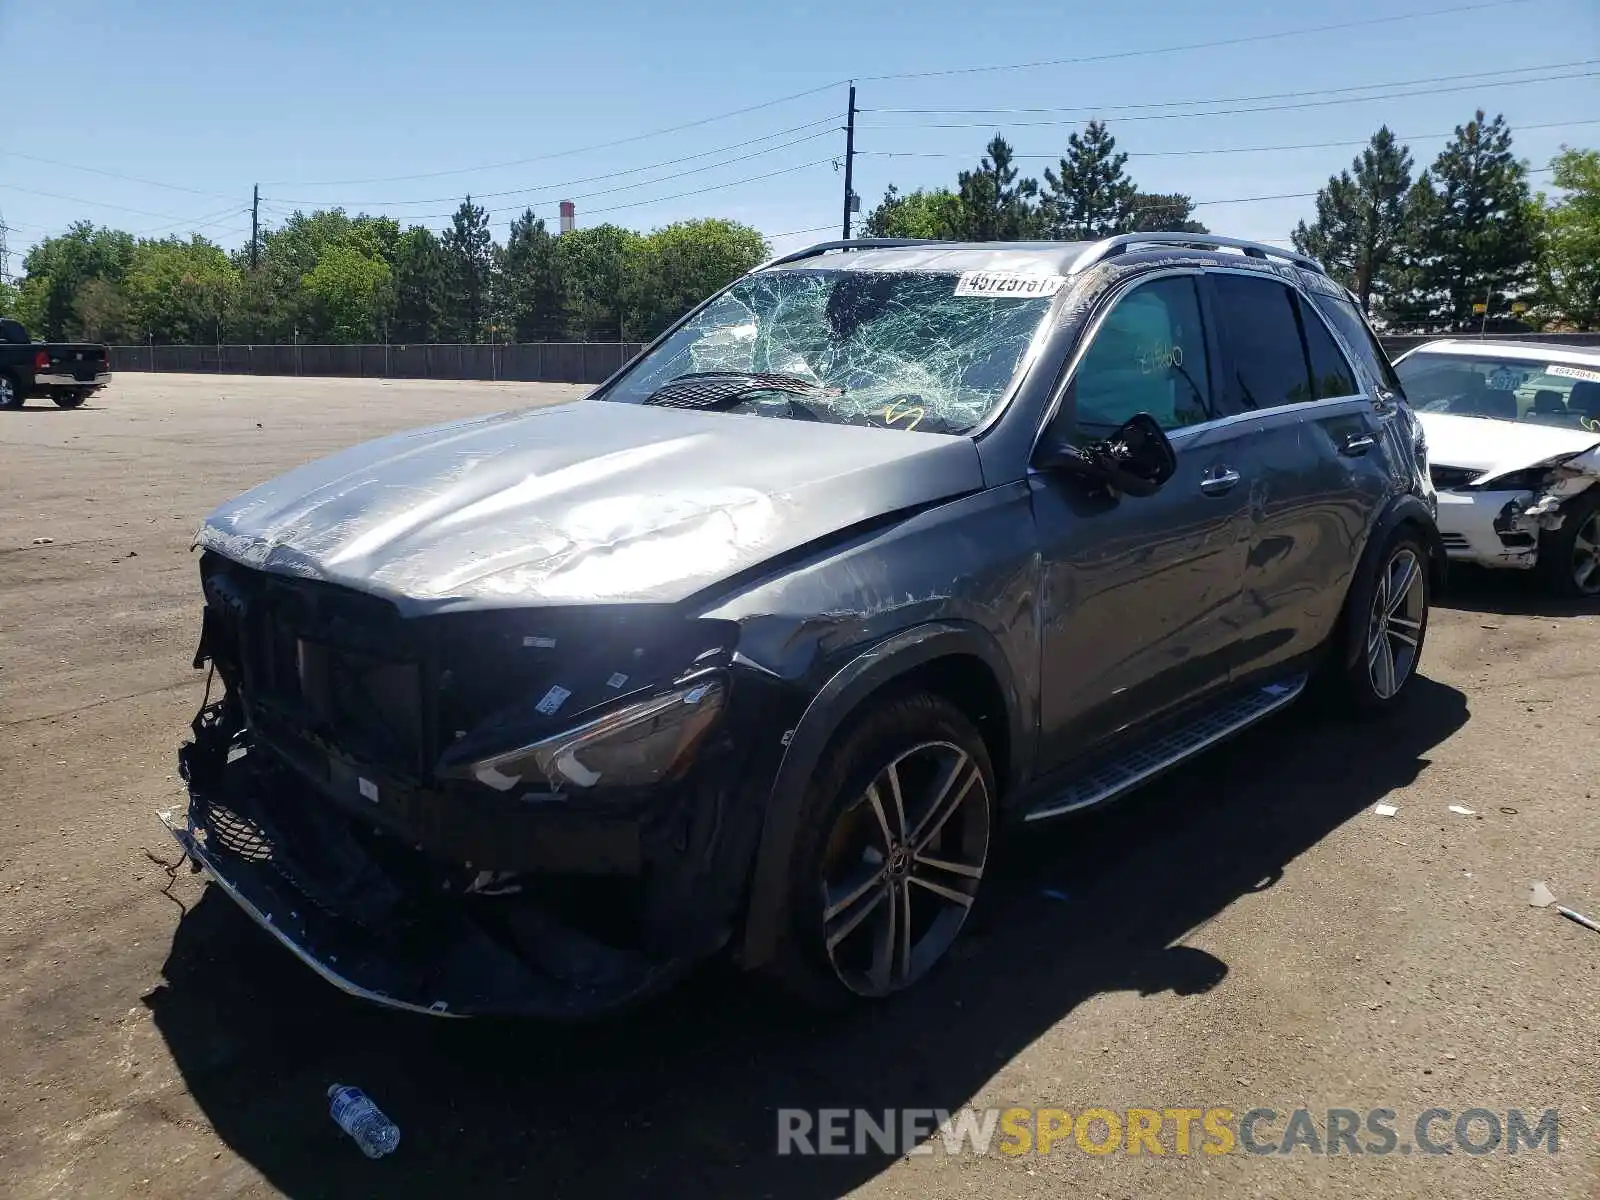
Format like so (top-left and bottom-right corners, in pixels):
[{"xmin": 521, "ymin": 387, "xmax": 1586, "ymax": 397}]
[
  {"xmin": 264, "ymin": 121, "xmax": 842, "ymax": 212},
  {"xmin": 0, "ymin": 150, "xmax": 238, "ymax": 201},
  {"xmin": 855, "ymin": 0, "xmax": 1538, "ymax": 82},
  {"xmin": 860, "ymin": 58, "xmax": 1598, "ymax": 116},
  {"xmin": 860, "ymin": 117, "xmax": 1600, "ymax": 162},
  {"xmin": 261, "ymin": 83, "xmax": 844, "ymax": 187},
  {"xmin": 860, "ymin": 70, "xmax": 1600, "ymax": 131}
]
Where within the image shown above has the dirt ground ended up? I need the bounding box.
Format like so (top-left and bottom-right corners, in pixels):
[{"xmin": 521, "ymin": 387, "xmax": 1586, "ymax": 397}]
[{"xmin": 1, "ymin": 374, "xmax": 1596, "ymax": 1200}]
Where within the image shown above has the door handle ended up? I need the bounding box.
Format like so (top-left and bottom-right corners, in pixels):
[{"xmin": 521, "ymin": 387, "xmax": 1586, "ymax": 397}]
[
  {"xmin": 1341, "ymin": 433, "xmax": 1377, "ymax": 456},
  {"xmin": 1199, "ymin": 466, "xmax": 1241, "ymax": 496}
]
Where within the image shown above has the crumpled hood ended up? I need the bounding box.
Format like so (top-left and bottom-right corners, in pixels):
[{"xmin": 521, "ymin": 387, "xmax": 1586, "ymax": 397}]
[
  {"xmin": 1417, "ymin": 411, "xmax": 1600, "ymax": 480},
  {"xmin": 198, "ymin": 399, "xmax": 984, "ymax": 614}
]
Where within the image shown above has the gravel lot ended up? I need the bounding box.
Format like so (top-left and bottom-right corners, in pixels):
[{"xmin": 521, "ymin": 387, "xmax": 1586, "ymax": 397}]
[{"xmin": 1, "ymin": 374, "xmax": 1596, "ymax": 1200}]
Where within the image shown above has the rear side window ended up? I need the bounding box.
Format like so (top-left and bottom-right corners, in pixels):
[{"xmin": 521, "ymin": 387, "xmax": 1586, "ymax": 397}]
[
  {"xmin": 1298, "ymin": 299, "xmax": 1359, "ymax": 398},
  {"xmin": 1314, "ymin": 293, "xmax": 1405, "ymax": 397},
  {"xmin": 1212, "ymin": 274, "xmax": 1311, "ymax": 411},
  {"xmin": 1071, "ymin": 275, "xmax": 1213, "ymax": 435}
]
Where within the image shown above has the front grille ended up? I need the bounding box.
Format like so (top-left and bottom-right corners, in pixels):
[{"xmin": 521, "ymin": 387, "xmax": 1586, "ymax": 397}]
[
  {"xmin": 1429, "ymin": 464, "xmax": 1478, "ymax": 491},
  {"xmin": 201, "ymin": 556, "xmax": 431, "ymax": 775}
]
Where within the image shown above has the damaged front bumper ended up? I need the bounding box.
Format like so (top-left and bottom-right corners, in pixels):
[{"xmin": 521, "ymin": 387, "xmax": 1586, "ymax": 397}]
[{"xmin": 161, "ymin": 707, "xmax": 704, "ymax": 1019}]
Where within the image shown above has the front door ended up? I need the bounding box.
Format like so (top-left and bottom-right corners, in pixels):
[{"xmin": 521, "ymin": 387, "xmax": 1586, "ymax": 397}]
[{"xmin": 1030, "ymin": 273, "xmax": 1251, "ymax": 771}]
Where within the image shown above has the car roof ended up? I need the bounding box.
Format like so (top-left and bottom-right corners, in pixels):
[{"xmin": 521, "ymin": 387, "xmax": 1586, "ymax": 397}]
[
  {"xmin": 760, "ymin": 238, "xmax": 1335, "ymax": 287},
  {"xmin": 1403, "ymin": 339, "xmax": 1600, "ymax": 368}
]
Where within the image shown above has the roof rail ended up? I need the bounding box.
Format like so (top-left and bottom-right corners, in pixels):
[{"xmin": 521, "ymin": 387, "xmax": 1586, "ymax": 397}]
[
  {"xmin": 1066, "ymin": 233, "xmax": 1326, "ymax": 277},
  {"xmin": 756, "ymin": 238, "xmax": 944, "ymax": 271}
]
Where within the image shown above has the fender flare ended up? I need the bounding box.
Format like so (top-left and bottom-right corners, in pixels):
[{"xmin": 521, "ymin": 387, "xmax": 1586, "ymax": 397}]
[
  {"xmin": 1336, "ymin": 492, "xmax": 1444, "ymax": 672},
  {"xmin": 738, "ymin": 619, "xmax": 1025, "ymax": 968}
]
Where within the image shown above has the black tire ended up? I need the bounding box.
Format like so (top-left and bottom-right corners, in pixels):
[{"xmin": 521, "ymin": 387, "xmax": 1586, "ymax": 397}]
[
  {"xmin": 1326, "ymin": 522, "xmax": 1431, "ymax": 714},
  {"xmin": 0, "ymin": 373, "xmax": 22, "ymax": 410},
  {"xmin": 1536, "ymin": 488, "xmax": 1600, "ymax": 599},
  {"xmin": 767, "ymin": 691, "xmax": 994, "ymax": 1008},
  {"xmin": 52, "ymin": 391, "xmax": 87, "ymax": 409}
]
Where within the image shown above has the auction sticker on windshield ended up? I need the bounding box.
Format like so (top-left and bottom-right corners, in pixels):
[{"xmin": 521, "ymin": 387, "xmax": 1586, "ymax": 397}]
[
  {"xmin": 1547, "ymin": 364, "xmax": 1600, "ymax": 384},
  {"xmin": 953, "ymin": 272, "xmax": 1066, "ymax": 298}
]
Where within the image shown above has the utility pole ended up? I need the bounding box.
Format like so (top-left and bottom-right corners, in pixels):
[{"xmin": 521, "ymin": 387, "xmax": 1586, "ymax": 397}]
[
  {"xmin": 841, "ymin": 83, "xmax": 857, "ymax": 240},
  {"xmin": 251, "ymin": 185, "xmax": 260, "ymax": 271}
]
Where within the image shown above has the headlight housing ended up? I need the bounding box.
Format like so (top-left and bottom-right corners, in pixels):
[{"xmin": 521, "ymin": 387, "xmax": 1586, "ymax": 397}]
[{"xmin": 460, "ymin": 678, "xmax": 726, "ymax": 794}]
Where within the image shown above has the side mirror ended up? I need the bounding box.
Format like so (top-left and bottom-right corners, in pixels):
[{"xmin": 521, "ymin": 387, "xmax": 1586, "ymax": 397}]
[{"xmin": 1037, "ymin": 412, "xmax": 1178, "ymax": 498}]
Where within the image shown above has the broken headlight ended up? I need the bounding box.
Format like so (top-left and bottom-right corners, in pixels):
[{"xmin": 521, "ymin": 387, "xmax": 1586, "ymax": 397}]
[{"xmin": 460, "ymin": 679, "xmax": 726, "ymax": 794}]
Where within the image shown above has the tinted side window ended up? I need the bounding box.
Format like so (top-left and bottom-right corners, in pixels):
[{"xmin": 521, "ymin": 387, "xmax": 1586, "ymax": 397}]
[
  {"xmin": 1212, "ymin": 274, "xmax": 1312, "ymax": 411},
  {"xmin": 1072, "ymin": 275, "xmax": 1212, "ymax": 435},
  {"xmin": 1297, "ymin": 297, "xmax": 1359, "ymax": 398},
  {"xmin": 1315, "ymin": 293, "xmax": 1406, "ymax": 397}
]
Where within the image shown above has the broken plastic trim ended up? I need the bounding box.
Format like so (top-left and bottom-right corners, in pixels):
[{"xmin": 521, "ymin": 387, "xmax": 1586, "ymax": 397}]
[{"xmin": 451, "ymin": 678, "xmax": 727, "ymax": 794}]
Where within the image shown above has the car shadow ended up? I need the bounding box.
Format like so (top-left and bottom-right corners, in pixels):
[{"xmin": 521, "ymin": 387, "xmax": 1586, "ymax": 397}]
[
  {"xmin": 145, "ymin": 676, "xmax": 1467, "ymax": 1199},
  {"xmin": 1437, "ymin": 564, "xmax": 1599, "ymax": 617}
]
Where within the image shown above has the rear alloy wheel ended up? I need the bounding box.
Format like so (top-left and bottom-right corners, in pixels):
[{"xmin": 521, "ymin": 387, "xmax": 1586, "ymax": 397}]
[
  {"xmin": 774, "ymin": 693, "xmax": 993, "ymax": 1005},
  {"xmin": 1538, "ymin": 491, "xmax": 1600, "ymax": 599},
  {"xmin": 1366, "ymin": 545, "xmax": 1427, "ymax": 700},
  {"xmin": 1326, "ymin": 523, "xmax": 1431, "ymax": 714},
  {"xmin": 0, "ymin": 374, "xmax": 21, "ymax": 410}
]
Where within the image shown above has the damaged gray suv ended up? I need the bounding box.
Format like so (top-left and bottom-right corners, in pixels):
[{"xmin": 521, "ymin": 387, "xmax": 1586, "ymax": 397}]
[{"xmin": 165, "ymin": 234, "xmax": 1442, "ymax": 1016}]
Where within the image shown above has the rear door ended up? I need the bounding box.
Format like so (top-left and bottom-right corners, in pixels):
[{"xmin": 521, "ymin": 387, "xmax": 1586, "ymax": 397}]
[
  {"xmin": 1206, "ymin": 271, "xmax": 1396, "ymax": 680},
  {"xmin": 1030, "ymin": 271, "xmax": 1252, "ymax": 768}
]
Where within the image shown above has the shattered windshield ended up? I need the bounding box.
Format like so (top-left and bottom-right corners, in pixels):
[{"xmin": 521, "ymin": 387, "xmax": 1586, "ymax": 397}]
[
  {"xmin": 599, "ymin": 269, "xmax": 1058, "ymax": 434},
  {"xmin": 1396, "ymin": 352, "xmax": 1600, "ymax": 431}
]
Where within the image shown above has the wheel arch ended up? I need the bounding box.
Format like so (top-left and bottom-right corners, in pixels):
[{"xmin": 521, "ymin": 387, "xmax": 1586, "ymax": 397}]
[
  {"xmin": 1334, "ymin": 492, "xmax": 1442, "ymax": 674},
  {"xmin": 738, "ymin": 620, "xmax": 1025, "ymax": 969}
]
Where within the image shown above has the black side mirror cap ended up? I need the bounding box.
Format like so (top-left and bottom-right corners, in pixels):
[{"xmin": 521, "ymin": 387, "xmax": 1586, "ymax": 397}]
[{"xmin": 1037, "ymin": 412, "xmax": 1178, "ymax": 498}]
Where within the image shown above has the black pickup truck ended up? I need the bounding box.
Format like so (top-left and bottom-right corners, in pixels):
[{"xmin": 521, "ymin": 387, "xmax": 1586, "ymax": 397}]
[{"xmin": 0, "ymin": 318, "xmax": 111, "ymax": 409}]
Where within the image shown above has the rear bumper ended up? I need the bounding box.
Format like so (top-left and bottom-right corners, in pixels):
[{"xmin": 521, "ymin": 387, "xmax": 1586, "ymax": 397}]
[
  {"xmin": 35, "ymin": 372, "xmax": 110, "ymax": 388},
  {"xmin": 162, "ymin": 725, "xmax": 695, "ymax": 1018}
]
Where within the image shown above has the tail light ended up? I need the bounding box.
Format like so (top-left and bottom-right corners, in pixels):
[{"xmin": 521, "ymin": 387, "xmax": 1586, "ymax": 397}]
[{"xmin": 33, "ymin": 350, "xmax": 49, "ymax": 371}]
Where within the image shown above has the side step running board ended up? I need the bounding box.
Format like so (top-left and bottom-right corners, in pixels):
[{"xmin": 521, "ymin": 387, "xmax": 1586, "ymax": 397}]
[{"xmin": 1024, "ymin": 674, "xmax": 1309, "ymax": 822}]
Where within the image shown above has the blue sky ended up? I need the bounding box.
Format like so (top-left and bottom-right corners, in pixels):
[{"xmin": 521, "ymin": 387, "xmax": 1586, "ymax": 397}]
[{"xmin": 2, "ymin": 0, "xmax": 1597, "ymax": 274}]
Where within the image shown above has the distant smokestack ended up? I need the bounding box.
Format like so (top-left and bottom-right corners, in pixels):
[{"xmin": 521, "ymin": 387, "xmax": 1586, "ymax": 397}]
[{"xmin": 559, "ymin": 200, "xmax": 575, "ymax": 235}]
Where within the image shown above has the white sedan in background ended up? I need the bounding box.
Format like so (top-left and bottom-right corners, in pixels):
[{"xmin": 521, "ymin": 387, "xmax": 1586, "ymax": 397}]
[{"xmin": 1393, "ymin": 339, "xmax": 1600, "ymax": 597}]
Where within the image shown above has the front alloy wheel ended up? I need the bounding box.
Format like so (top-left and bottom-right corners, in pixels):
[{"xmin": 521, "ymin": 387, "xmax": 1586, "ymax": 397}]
[
  {"xmin": 820, "ymin": 740, "xmax": 990, "ymax": 997},
  {"xmin": 1366, "ymin": 547, "xmax": 1426, "ymax": 699}
]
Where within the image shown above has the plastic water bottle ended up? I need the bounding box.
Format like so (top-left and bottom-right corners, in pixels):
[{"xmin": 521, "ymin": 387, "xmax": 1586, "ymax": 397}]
[{"xmin": 327, "ymin": 1084, "xmax": 400, "ymax": 1158}]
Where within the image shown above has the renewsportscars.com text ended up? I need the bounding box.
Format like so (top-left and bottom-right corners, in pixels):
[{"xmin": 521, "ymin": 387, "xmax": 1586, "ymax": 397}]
[{"xmin": 776, "ymin": 1106, "xmax": 1560, "ymax": 1158}]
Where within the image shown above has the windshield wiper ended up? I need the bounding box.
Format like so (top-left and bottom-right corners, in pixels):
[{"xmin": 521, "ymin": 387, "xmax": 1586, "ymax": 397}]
[{"xmin": 641, "ymin": 371, "xmax": 838, "ymax": 411}]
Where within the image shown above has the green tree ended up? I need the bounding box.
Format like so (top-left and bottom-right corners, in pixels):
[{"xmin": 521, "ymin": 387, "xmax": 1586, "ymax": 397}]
[
  {"xmin": 391, "ymin": 226, "xmax": 450, "ymax": 343},
  {"xmin": 1125, "ymin": 192, "xmax": 1208, "ymax": 234},
  {"xmin": 1292, "ymin": 127, "xmax": 1414, "ymax": 313},
  {"xmin": 73, "ymin": 277, "xmax": 132, "ymax": 343},
  {"xmin": 16, "ymin": 222, "xmax": 136, "ymax": 338},
  {"xmin": 956, "ymin": 135, "xmax": 1041, "ymax": 240},
  {"xmin": 625, "ymin": 218, "xmax": 768, "ymax": 339},
  {"xmin": 860, "ymin": 185, "xmax": 965, "ymax": 238},
  {"xmin": 122, "ymin": 236, "xmax": 239, "ymax": 344},
  {"xmin": 498, "ymin": 209, "xmax": 565, "ymax": 341},
  {"xmin": 1388, "ymin": 111, "xmax": 1536, "ymax": 331},
  {"xmin": 302, "ymin": 244, "xmax": 392, "ymax": 342},
  {"xmin": 556, "ymin": 224, "xmax": 641, "ymax": 340},
  {"xmin": 442, "ymin": 197, "xmax": 494, "ymax": 341},
  {"xmin": 0, "ymin": 277, "xmax": 18, "ymax": 319},
  {"xmin": 1041, "ymin": 120, "xmax": 1137, "ymax": 239},
  {"xmin": 1533, "ymin": 146, "xmax": 1600, "ymax": 329}
]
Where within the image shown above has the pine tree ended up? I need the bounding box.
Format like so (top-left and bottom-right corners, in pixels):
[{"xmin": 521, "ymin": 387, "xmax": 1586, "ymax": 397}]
[
  {"xmin": 499, "ymin": 209, "xmax": 565, "ymax": 341},
  {"xmin": 1125, "ymin": 192, "xmax": 1208, "ymax": 234},
  {"xmin": 1387, "ymin": 111, "xmax": 1535, "ymax": 331},
  {"xmin": 441, "ymin": 196, "xmax": 494, "ymax": 341},
  {"xmin": 1041, "ymin": 121, "xmax": 1137, "ymax": 239},
  {"xmin": 1292, "ymin": 127, "xmax": 1414, "ymax": 313},
  {"xmin": 391, "ymin": 227, "xmax": 449, "ymax": 343},
  {"xmin": 956, "ymin": 136, "xmax": 1040, "ymax": 240}
]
